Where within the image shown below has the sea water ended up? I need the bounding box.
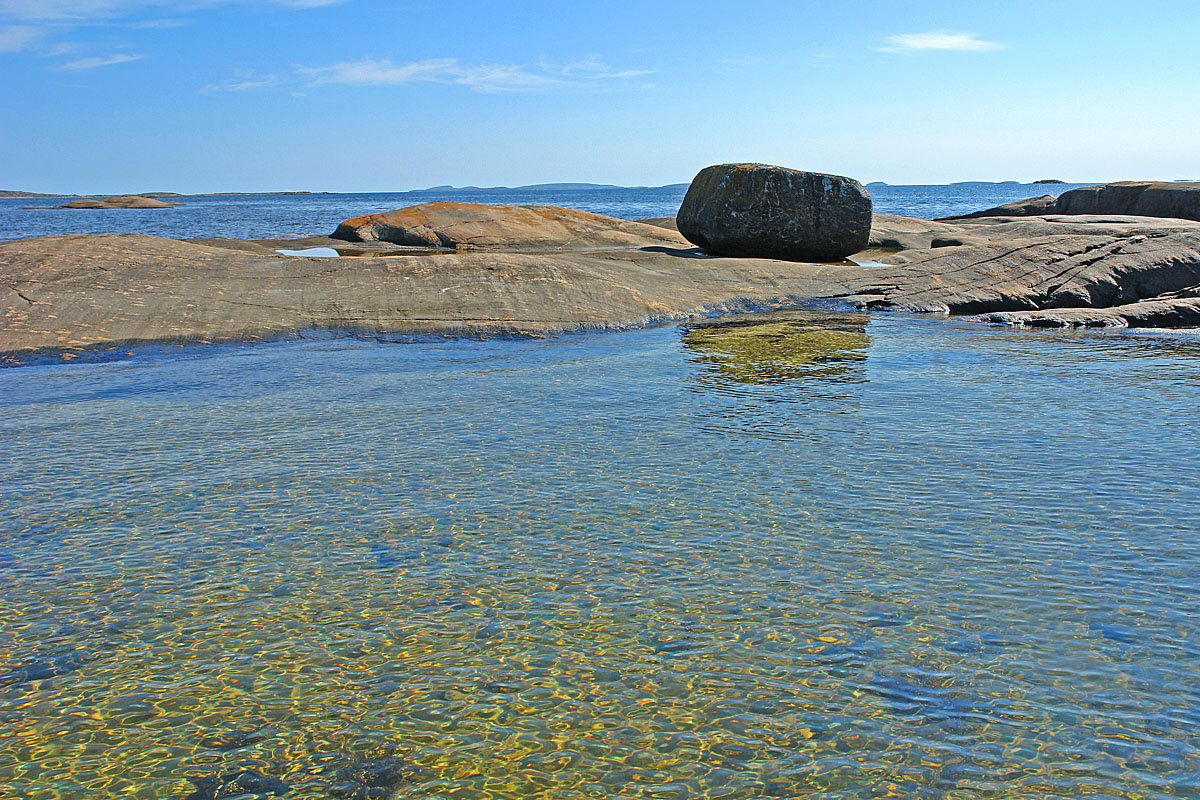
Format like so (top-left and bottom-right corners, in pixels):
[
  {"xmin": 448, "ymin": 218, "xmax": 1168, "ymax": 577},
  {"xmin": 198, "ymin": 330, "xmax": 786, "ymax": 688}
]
[
  {"xmin": 2, "ymin": 314, "xmax": 1199, "ymax": 799},
  {"xmin": 0, "ymin": 182, "xmax": 1092, "ymax": 242}
]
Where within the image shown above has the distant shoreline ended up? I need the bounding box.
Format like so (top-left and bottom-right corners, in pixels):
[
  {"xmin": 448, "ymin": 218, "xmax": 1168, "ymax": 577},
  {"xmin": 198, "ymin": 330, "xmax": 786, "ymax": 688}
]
[{"xmin": 2, "ymin": 181, "xmax": 1108, "ymax": 200}]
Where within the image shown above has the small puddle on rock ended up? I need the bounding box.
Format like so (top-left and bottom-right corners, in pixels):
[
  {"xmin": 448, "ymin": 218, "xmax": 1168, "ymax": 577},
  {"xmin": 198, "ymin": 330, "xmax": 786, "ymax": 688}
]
[
  {"xmin": 274, "ymin": 247, "xmax": 341, "ymax": 257},
  {"xmin": 274, "ymin": 246, "xmax": 447, "ymax": 258}
]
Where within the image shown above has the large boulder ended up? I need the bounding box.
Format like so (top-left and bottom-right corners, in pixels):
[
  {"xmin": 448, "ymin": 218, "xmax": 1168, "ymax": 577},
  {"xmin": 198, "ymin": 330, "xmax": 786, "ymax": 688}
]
[{"xmin": 675, "ymin": 164, "xmax": 873, "ymax": 261}]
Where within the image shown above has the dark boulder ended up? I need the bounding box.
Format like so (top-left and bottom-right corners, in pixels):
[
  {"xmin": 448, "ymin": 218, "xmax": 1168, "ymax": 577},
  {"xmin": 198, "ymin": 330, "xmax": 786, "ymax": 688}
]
[{"xmin": 675, "ymin": 163, "xmax": 873, "ymax": 261}]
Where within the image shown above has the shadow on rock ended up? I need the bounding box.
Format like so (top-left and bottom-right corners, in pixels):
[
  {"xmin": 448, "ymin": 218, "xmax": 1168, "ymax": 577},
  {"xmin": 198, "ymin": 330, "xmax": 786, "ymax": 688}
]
[{"xmin": 639, "ymin": 245, "xmax": 715, "ymax": 258}]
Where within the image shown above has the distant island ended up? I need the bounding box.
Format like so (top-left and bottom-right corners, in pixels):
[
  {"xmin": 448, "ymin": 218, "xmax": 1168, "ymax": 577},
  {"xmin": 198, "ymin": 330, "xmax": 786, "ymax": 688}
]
[
  {"xmin": 416, "ymin": 182, "xmax": 690, "ymax": 192},
  {"xmin": 142, "ymin": 191, "xmax": 337, "ymax": 197},
  {"xmin": 0, "ymin": 190, "xmax": 76, "ymax": 199},
  {"xmin": 23, "ymin": 194, "xmax": 183, "ymax": 210},
  {"xmin": 7, "ymin": 181, "xmax": 1101, "ymax": 199}
]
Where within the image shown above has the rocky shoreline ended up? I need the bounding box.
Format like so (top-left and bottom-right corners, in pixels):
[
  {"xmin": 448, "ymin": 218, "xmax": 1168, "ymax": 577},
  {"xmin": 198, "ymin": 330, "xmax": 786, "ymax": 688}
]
[{"xmin": 3, "ymin": 200, "xmax": 1200, "ymax": 362}]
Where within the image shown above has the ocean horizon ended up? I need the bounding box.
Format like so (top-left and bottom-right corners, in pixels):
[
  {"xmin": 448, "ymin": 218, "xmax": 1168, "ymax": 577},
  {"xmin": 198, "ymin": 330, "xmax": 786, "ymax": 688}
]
[{"xmin": 0, "ymin": 181, "xmax": 1097, "ymax": 242}]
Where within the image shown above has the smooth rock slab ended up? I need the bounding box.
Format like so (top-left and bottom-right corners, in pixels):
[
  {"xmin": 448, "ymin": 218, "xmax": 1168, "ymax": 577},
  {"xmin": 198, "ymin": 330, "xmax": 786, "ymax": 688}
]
[
  {"xmin": 940, "ymin": 194, "xmax": 1057, "ymax": 221},
  {"xmin": 6, "ymin": 205, "xmax": 1200, "ymax": 361},
  {"xmin": 1055, "ymin": 181, "xmax": 1200, "ymax": 221},
  {"xmin": 940, "ymin": 181, "xmax": 1200, "ymax": 223},
  {"xmin": 676, "ymin": 163, "xmax": 873, "ymax": 261},
  {"xmin": 331, "ymin": 201, "xmax": 685, "ymax": 251}
]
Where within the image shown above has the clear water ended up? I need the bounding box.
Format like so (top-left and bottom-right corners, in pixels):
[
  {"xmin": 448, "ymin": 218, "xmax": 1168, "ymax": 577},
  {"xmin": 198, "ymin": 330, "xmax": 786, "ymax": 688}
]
[
  {"xmin": 0, "ymin": 183, "xmax": 1092, "ymax": 242},
  {"xmin": 2, "ymin": 314, "xmax": 1199, "ymax": 799}
]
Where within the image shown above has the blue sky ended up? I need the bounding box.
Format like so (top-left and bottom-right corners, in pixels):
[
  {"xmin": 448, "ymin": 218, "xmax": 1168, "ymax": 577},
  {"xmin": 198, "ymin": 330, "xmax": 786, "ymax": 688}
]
[{"xmin": 2, "ymin": 0, "xmax": 1198, "ymax": 192}]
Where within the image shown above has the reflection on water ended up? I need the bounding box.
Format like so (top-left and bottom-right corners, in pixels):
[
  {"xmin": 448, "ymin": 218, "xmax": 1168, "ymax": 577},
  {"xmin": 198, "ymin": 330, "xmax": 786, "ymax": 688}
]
[
  {"xmin": 2, "ymin": 318, "xmax": 1200, "ymax": 799},
  {"xmin": 682, "ymin": 312, "xmax": 869, "ymax": 385}
]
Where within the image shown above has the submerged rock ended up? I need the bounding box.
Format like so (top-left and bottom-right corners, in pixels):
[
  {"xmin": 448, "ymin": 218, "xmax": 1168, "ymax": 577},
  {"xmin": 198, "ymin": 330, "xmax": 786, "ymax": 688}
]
[
  {"xmin": 682, "ymin": 312, "xmax": 869, "ymax": 385},
  {"xmin": 0, "ymin": 652, "xmax": 91, "ymax": 687},
  {"xmin": 196, "ymin": 728, "xmax": 268, "ymax": 752},
  {"xmin": 675, "ymin": 163, "xmax": 873, "ymax": 261},
  {"xmin": 183, "ymin": 769, "xmax": 288, "ymax": 799},
  {"xmin": 329, "ymin": 755, "xmax": 414, "ymax": 799}
]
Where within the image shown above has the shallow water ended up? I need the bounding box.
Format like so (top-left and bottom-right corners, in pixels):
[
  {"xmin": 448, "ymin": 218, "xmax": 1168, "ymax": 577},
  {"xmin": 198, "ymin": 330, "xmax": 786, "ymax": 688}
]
[{"xmin": 2, "ymin": 315, "xmax": 1200, "ymax": 799}]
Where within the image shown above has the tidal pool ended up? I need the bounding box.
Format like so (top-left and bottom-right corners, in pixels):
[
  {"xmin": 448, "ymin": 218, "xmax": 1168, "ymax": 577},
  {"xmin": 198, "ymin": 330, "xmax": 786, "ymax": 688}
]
[{"xmin": 2, "ymin": 313, "xmax": 1199, "ymax": 799}]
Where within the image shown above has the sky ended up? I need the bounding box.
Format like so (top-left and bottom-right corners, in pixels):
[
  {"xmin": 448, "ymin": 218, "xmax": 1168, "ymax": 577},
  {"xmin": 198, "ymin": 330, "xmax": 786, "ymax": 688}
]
[{"xmin": 1, "ymin": 0, "xmax": 1198, "ymax": 193}]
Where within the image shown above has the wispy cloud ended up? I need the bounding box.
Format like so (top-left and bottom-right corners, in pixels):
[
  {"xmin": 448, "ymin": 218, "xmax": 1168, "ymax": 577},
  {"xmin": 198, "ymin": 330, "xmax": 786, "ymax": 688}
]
[
  {"xmin": 0, "ymin": 1, "xmax": 345, "ymax": 21},
  {"xmin": 203, "ymin": 72, "xmax": 278, "ymax": 92},
  {"xmin": 719, "ymin": 55, "xmax": 762, "ymax": 67},
  {"xmin": 58, "ymin": 51, "xmax": 139, "ymax": 68},
  {"xmin": 0, "ymin": 22, "xmax": 37, "ymax": 50},
  {"xmin": 878, "ymin": 30, "xmax": 1002, "ymax": 54},
  {"xmin": 299, "ymin": 58, "xmax": 463, "ymax": 86},
  {"xmin": 295, "ymin": 55, "xmax": 652, "ymax": 93},
  {"xmin": 539, "ymin": 54, "xmax": 654, "ymax": 80},
  {"xmin": 128, "ymin": 17, "xmax": 186, "ymax": 28},
  {"xmin": 0, "ymin": 0, "xmax": 337, "ymax": 73}
]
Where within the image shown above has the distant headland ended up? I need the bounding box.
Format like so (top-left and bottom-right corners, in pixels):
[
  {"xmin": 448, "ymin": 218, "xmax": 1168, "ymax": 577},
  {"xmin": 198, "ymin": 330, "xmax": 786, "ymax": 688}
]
[
  {"xmin": 4, "ymin": 181, "xmax": 1105, "ymax": 198},
  {"xmin": 415, "ymin": 182, "xmax": 691, "ymax": 192}
]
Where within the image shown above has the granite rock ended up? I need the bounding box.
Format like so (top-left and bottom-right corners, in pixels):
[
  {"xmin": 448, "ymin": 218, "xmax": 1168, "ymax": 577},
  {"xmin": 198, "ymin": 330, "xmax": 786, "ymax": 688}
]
[
  {"xmin": 675, "ymin": 163, "xmax": 873, "ymax": 261},
  {"xmin": 941, "ymin": 181, "xmax": 1200, "ymax": 223},
  {"xmin": 1055, "ymin": 181, "xmax": 1200, "ymax": 220},
  {"xmin": 331, "ymin": 201, "xmax": 685, "ymax": 250},
  {"xmin": 6, "ymin": 204, "xmax": 1200, "ymax": 361},
  {"xmin": 940, "ymin": 195, "xmax": 1057, "ymax": 220}
]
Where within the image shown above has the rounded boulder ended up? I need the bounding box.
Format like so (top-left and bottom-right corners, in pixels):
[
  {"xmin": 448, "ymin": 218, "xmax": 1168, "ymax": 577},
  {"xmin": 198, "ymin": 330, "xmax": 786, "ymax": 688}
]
[{"xmin": 676, "ymin": 163, "xmax": 873, "ymax": 261}]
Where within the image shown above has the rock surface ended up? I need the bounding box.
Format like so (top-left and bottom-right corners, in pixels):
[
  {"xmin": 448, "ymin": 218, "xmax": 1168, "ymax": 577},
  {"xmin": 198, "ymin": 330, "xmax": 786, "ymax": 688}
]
[
  {"xmin": 1055, "ymin": 181, "xmax": 1200, "ymax": 220},
  {"xmin": 636, "ymin": 216, "xmax": 679, "ymax": 231},
  {"xmin": 58, "ymin": 195, "xmax": 182, "ymax": 209},
  {"xmin": 675, "ymin": 163, "xmax": 873, "ymax": 261},
  {"xmin": 972, "ymin": 292, "xmax": 1200, "ymax": 328},
  {"xmin": 940, "ymin": 195, "xmax": 1057, "ymax": 220},
  {"xmin": 331, "ymin": 201, "xmax": 683, "ymax": 250},
  {"xmin": 5, "ymin": 203, "xmax": 1200, "ymax": 360},
  {"xmin": 942, "ymin": 181, "xmax": 1200, "ymax": 223},
  {"xmin": 0, "ymin": 213, "xmax": 847, "ymax": 359},
  {"xmin": 853, "ymin": 214, "xmax": 1200, "ymax": 316}
]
